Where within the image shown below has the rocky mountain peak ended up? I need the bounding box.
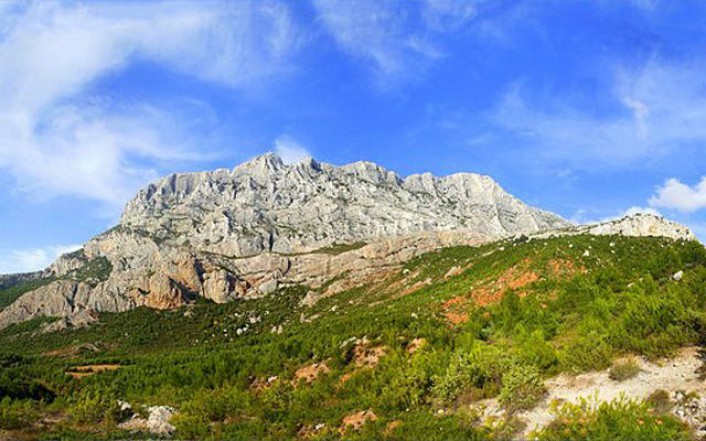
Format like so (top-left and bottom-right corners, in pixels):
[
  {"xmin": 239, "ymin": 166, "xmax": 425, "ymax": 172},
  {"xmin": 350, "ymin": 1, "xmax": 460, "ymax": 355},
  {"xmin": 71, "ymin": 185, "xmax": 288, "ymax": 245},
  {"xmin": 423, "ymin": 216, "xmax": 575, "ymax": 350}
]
[
  {"xmin": 235, "ymin": 152, "xmax": 285, "ymax": 173},
  {"xmin": 119, "ymin": 156, "xmax": 570, "ymax": 257}
]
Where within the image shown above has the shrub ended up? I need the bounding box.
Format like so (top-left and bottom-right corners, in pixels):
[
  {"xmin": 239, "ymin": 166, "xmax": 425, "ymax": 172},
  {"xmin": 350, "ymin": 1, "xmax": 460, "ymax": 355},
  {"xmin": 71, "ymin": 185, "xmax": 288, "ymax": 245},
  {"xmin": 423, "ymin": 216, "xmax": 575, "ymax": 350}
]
[
  {"xmin": 432, "ymin": 342, "xmax": 508, "ymax": 403},
  {"xmin": 608, "ymin": 358, "xmax": 641, "ymax": 382},
  {"xmin": 68, "ymin": 392, "xmax": 121, "ymax": 425},
  {"xmin": 558, "ymin": 330, "xmax": 613, "ymax": 373},
  {"xmin": 498, "ymin": 364, "xmax": 546, "ymax": 413},
  {"xmin": 533, "ymin": 397, "xmax": 691, "ymax": 441},
  {"xmin": 646, "ymin": 389, "xmax": 673, "ymax": 414},
  {"xmin": 0, "ymin": 397, "xmax": 37, "ymax": 430}
]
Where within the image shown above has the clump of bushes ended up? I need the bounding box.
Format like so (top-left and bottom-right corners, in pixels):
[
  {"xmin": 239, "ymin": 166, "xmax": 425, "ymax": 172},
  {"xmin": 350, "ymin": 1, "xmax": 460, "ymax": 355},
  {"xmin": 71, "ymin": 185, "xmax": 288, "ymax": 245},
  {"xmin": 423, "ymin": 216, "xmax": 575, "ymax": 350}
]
[
  {"xmin": 0, "ymin": 397, "xmax": 38, "ymax": 430},
  {"xmin": 432, "ymin": 342, "xmax": 508, "ymax": 403},
  {"xmin": 498, "ymin": 364, "xmax": 546, "ymax": 413},
  {"xmin": 534, "ymin": 397, "xmax": 691, "ymax": 441},
  {"xmin": 608, "ymin": 358, "xmax": 641, "ymax": 382},
  {"xmin": 646, "ymin": 389, "xmax": 673, "ymax": 414}
]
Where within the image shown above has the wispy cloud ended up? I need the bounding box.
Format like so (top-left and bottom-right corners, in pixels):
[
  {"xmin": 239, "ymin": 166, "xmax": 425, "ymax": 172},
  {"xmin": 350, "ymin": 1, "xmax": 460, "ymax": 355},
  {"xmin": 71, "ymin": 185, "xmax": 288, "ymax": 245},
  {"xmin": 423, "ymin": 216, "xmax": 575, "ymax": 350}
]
[
  {"xmin": 492, "ymin": 59, "xmax": 706, "ymax": 170},
  {"xmin": 650, "ymin": 177, "xmax": 706, "ymax": 213},
  {"xmin": 312, "ymin": 0, "xmax": 477, "ymax": 82},
  {"xmin": 0, "ymin": 244, "xmax": 81, "ymax": 274},
  {"xmin": 275, "ymin": 136, "xmax": 312, "ymax": 164},
  {"xmin": 0, "ymin": 1, "xmax": 303, "ymax": 214},
  {"xmin": 422, "ymin": 0, "xmax": 478, "ymax": 31}
]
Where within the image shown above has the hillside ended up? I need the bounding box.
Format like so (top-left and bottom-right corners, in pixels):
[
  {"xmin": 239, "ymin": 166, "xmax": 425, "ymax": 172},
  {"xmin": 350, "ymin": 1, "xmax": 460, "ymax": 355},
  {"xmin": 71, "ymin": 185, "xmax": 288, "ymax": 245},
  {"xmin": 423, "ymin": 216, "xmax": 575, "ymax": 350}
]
[
  {"xmin": 0, "ymin": 154, "xmax": 702, "ymax": 440},
  {"xmin": 0, "ymin": 154, "xmax": 571, "ymax": 331},
  {"xmin": 1, "ymin": 232, "xmax": 706, "ymax": 440}
]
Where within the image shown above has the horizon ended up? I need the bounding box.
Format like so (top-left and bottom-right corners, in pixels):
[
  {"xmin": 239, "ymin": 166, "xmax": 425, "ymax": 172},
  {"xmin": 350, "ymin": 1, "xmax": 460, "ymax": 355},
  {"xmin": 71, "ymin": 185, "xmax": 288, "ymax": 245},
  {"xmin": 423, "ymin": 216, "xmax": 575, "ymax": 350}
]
[{"xmin": 2, "ymin": 0, "xmax": 706, "ymax": 272}]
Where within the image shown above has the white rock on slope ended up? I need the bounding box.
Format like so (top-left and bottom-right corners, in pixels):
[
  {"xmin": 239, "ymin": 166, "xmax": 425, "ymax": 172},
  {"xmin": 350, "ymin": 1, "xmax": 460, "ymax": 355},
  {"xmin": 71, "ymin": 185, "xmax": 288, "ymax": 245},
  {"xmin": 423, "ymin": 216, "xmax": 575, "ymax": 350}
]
[{"xmin": 530, "ymin": 213, "xmax": 696, "ymax": 242}]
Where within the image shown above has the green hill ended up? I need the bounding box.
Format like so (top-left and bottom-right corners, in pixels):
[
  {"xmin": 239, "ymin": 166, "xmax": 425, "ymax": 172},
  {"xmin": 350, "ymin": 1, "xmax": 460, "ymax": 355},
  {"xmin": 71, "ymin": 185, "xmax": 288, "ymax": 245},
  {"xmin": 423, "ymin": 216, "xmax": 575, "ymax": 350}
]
[{"xmin": 0, "ymin": 234, "xmax": 704, "ymax": 440}]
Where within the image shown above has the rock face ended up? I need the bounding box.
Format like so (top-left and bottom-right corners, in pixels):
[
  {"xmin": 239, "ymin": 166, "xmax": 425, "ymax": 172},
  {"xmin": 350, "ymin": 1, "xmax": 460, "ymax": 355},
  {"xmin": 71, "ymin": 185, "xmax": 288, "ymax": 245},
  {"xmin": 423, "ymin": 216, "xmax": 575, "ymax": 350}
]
[
  {"xmin": 0, "ymin": 154, "xmax": 694, "ymax": 331},
  {"xmin": 0, "ymin": 271, "xmax": 42, "ymax": 291},
  {"xmin": 582, "ymin": 213, "xmax": 696, "ymax": 241},
  {"xmin": 120, "ymin": 153, "xmax": 568, "ymax": 256},
  {"xmin": 531, "ymin": 213, "xmax": 697, "ymax": 242}
]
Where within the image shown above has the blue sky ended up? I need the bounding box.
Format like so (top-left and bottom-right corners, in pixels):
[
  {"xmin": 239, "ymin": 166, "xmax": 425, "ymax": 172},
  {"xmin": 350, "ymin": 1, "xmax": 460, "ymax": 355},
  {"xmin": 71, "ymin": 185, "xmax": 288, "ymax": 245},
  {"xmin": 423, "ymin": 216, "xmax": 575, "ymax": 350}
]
[{"xmin": 1, "ymin": 0, "xmax": 706, "ymax": 273}]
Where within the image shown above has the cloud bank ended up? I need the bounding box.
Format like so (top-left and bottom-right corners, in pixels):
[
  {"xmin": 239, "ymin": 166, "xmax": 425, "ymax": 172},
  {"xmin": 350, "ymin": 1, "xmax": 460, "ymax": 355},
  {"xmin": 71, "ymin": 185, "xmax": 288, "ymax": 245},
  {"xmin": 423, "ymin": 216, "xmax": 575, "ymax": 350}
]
[{"xmin": 0, "ymin": 1, "xmax": 303, "ymax": 213}]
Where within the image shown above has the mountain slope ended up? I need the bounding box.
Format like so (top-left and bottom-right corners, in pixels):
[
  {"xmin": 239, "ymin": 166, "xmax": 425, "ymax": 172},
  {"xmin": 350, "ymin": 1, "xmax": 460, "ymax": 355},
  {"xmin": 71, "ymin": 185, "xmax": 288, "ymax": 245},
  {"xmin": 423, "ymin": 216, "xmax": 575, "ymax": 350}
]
[
  {"xmin": 0, "ymin": 154, "xmax": 572, "ymax": 330},
  {"xmin": 0, "ymin": 233, "xmax": 704, "ymax": 440}
]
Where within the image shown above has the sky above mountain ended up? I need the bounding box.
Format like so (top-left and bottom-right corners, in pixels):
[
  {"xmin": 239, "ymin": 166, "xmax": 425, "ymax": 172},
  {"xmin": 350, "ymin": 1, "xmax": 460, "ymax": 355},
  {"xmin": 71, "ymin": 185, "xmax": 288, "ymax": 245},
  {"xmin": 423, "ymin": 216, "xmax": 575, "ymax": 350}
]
[{"xmin": 1, "ymin": 0, "xmax": 706, "ymax": 273}]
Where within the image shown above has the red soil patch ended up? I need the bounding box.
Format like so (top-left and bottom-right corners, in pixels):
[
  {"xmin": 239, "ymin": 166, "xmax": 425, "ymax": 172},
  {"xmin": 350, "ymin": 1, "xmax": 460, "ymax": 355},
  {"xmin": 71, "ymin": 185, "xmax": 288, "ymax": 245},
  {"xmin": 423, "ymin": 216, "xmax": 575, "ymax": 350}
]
[
  {"xmin": 66, "ymin": 364, "xmax": 120, "ymax": 379},
  {"xmin": 440, "ymin": 260, "xmax": 543, "ymax": 324},
  {"xmin": 340, "ymin": 410, "xmax": 377, "ymax": 434},
  {"xmin": 471, "ymin": 261, "xmax": 539, "ymax": 307},
  {"xmin": 339, "ymin": 372, "xmax": 355, "ymax": 385},
  {"xmin": 443, "ymin": 296, "xmax": 466, "ymax": 308},
  {"xmin": 292, "ymin": 363, "xmax": 330, "ymax": 385},
  {"xmin": 548, "ymin": 258, "xmax": 584, "ymax": 277},
  {"xmin": 353, "ymin": 344, "xmax": 387, "ymax": 368},
  {"xmin": 442, "ymin": 295, "xmax": 472, "ymax": 324},
  {"xmin": 386, "ymin": 420, "xmax": 402, "ymax": 434},
  {"xmin": 444, "ymin": 311, "xmax": 469, "ymax": 325},
  {"xmin": 406, "ymin": 338, "xmax": 427, "ymax": 354}
]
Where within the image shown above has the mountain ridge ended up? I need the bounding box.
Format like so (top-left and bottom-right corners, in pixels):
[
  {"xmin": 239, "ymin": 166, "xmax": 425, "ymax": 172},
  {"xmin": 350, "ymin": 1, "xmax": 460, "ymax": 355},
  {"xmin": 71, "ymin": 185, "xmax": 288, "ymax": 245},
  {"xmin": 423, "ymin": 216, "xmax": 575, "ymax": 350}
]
[{"xmin": 0, "ymin": 154, "xmax": 696, "ymax": 332}]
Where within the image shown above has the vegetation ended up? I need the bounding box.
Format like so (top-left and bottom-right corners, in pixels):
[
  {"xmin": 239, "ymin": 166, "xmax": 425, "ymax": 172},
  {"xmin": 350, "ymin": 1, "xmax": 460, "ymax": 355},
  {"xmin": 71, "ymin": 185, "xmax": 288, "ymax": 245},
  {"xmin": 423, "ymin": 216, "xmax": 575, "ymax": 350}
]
[
  {"xmin": 533, "ymin": 397, "xmax": 691, "ymax": 441},
  {"xmin": 0, "ymin": 234, "xmax": 705, "ymax": 439},
  {"xmin": 609, "ymin": 359, "xmax": 642, "ymax": 382},
  {"xmin": 0, "ymin": 277, "xmax": 55, "ymax": 309},
  {"xmin": 66, "ymin": 257, "xmax": 113, "ymax": 285}
]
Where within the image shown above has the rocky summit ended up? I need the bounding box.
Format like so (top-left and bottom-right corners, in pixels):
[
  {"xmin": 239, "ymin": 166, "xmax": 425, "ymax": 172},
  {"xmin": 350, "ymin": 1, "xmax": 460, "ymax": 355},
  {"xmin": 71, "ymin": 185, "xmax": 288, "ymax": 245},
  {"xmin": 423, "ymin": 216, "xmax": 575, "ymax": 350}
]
[
  {"xmin": 120, "ymin": 153, "xmax": 568, "ymax": 255},
  {"xmin": 0, "ymin": 154, "xmax": 695, "ymax": 331}
]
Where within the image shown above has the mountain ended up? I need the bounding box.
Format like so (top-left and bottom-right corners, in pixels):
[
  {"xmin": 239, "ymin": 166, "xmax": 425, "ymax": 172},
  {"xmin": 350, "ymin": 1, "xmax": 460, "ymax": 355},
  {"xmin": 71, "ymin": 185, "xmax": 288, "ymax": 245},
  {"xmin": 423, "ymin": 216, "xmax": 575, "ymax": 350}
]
[
  {"xmin": 0, "ymin": 154, "xmax": 696, "ymax": 333},
  {"xmin": 1, "ymin": 224, "xmax": 704, "ymax": 440},
  {"xmin": 0, "ymin": 153, "xmax": 574, "ymax": 330},
  {"xmin": 0, "ymin": 154, "xmax": 702, "ymax": 440},
  {"xmin": 120, "ymin": 153, "xmax": 568, "ymax": 254}
]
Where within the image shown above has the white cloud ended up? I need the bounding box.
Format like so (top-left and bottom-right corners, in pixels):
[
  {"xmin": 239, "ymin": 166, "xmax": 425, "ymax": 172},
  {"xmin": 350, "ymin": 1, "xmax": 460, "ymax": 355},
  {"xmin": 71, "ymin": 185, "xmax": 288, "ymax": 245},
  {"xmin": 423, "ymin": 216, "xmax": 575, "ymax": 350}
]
[
  {"xmin": 0, "ymin": 244, "xmax": 82, "ymax": 274},
  {"xmin": 311, "ymin": 0, "xmax": 476, "ymax": 81},
  {"xmin": 0, "ymin": 1, "xmax": 303, "ymax": 214},
  {"xmin": 422, "ymin": 0, "xmax": 478, "ymax": 31},
  {"xmin": 650, "ymin": 177, "xmax": 706, "ymax": 213},
  {"xmin": 493, "ymin": 60, "xmax": 706, "ymax": 169},
  {"xmin": 275, "ymin": 136, "xmax": 312, "ymax": 164}
]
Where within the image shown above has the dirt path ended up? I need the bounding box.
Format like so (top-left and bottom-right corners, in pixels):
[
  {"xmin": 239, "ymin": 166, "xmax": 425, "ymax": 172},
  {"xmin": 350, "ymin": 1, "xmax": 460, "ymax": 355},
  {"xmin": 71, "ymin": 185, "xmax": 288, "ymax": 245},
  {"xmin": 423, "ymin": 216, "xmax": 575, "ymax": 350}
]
[{"xmin": 478, "ymin": 347, "xmax": 706, "ymax": 438}]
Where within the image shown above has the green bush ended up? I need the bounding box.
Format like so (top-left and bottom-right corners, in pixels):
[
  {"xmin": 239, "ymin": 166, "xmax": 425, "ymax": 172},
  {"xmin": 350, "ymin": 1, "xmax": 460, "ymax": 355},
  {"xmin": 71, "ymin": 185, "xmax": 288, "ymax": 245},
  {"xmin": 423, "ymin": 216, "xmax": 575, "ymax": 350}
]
[
  {"xmin": 432, "ymin": 342, "xmax": 508, "ymax": 403},
  {"xmin": 0, "ymin": 397, "xmax": 38, "ymax": 430},
  {"xmin": 68, "ymin": 392, "xmax": 121, "ymax": 425},
  {"xmin": 498, "ymin": 364, "xmax": 546, "ymax": 413},
  {"xmin": 609, "ymin": 359, "xmax": 641, "ymax": 382},
  {"xmin": 646, "ymin": 389, "xmax": 673, "ymax": 414},
  {"xmin": 533, "ymin": 397, "xmax": 692, "ymax": 441}
]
